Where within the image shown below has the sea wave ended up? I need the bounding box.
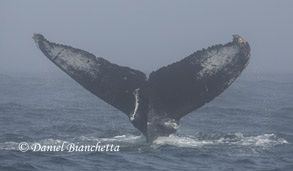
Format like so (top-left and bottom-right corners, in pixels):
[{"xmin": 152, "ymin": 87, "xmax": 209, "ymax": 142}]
[
  {"xmin": 152, "ymin": 133, "xmax": 288, "ymax": 148},
  {"xmin": 0, "ymin": 133, "xmax": 288, "ymax": 152}
]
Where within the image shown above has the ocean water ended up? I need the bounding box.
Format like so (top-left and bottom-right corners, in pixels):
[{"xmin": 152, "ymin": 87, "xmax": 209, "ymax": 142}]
[{"xmin": 0, "ymin": 72, "xmax": 292, "ymax": 171}]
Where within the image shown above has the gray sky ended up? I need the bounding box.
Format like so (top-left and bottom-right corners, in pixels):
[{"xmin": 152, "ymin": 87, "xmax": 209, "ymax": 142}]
[{"xmin": 0, "ymin": 0, "xmax": 292, "ymax": 74}]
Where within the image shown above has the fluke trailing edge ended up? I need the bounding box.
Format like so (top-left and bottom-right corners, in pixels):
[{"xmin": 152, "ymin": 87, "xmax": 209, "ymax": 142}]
[{"xmin": 33, "ymin": 34, "xmax": 250, "ymax": 142}]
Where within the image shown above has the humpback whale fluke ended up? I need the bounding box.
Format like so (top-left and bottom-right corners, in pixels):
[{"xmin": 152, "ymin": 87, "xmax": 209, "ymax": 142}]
[{"xmin": 33, "ymin": 33, "xmax": 250, "ymax": 142}]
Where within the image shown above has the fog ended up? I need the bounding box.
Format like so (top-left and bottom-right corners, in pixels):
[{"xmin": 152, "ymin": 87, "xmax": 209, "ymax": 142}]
[{"xmin": 1, "ymin": 0, "xmax": 292, "ymax": 75}]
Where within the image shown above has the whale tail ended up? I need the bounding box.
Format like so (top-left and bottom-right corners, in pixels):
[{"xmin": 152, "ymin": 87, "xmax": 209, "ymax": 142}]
[{"xmin": 33, "ymin": 34, "xmax": 250, "ymax": 142}]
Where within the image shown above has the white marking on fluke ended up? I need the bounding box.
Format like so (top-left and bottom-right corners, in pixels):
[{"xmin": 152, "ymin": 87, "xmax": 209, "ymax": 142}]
[
  {"xmin": 42, "ymin": 41, "xmax": 99, "ymax": 78},
  {"xmin": 130, "ymin": 88, "xmax": 140, "ymax": 121},
  {"xmin": 197, "ymin": 45, "xmax": 239, "ymax": 79}
]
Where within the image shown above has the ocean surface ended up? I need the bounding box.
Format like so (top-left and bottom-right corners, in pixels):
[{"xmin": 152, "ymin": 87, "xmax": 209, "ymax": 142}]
[{"xmin": 0, "ymin": 72, "xmax": 292, "ymax": 171}]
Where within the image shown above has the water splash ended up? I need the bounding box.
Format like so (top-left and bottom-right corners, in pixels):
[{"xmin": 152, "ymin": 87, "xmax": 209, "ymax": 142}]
[
  {"xmin": 0, "ymin": 133, "xmax": 288, "ymax": 152},
  {"xmin": 152, "ymin": 133, "xmax": 288, "ymax": 148}
]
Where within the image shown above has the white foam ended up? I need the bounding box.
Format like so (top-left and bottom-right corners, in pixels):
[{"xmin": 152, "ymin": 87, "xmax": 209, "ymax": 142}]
[
  {"xmin": 229, "ymin": 133, "xmax": 288, "ymax": 147},
  {"xmin": 152, "ymin": 134, "xmax": 214, "ymax": 148},
  {"xmin": 0, "ymin": 142, "xmax": 19, "ymax": 150},
  {"xmin": 0, "ymin": 133, "xmax": 287, "ymax": 152},
  {"xmin": 152, "ymin": 133, "xmax": 288, "ymax": 149},
  {"xmin": 78, "ymin": 134, "xmax": 146, "ymax": 144}
]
